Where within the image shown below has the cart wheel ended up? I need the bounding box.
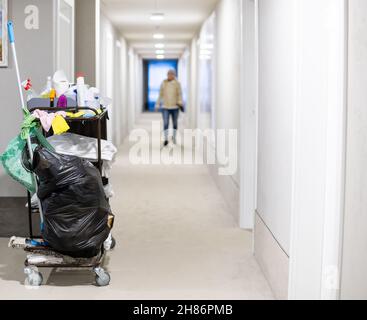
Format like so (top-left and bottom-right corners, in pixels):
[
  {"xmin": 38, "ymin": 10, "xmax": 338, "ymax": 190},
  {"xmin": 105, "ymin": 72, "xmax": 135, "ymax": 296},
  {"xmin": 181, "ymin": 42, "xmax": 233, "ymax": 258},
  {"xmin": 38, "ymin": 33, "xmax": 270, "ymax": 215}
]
[
  {"xmin": 110, "ymin": 237, "xmax": 116, "ymax": 250},
  {"xmin": 24, "ymin": 267, "xmax": 43, "ymax": 287},
  {"xmin": 94, "ymin": 268, "xmax": 111, "ymax": 287}
]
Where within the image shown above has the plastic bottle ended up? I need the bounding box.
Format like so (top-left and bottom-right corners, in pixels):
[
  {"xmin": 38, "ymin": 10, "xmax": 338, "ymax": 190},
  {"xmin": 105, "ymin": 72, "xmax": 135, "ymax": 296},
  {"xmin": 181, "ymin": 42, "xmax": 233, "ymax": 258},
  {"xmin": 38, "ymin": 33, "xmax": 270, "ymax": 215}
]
[
  {"xmin": 40, "ymin": 76, "xmax": 53, "ymax": 98},
  {"xmin": 57, "ymin": 94, "xmax": 68, "ymax": 108},
  {"xmin": 50, "ymin": 89, "xmax": 57, "ymax": 108},
  {"xmin": 22, "ymin": 79, "xmax": 38, "ymax": 102},
  {"xmin": 76, "ymin": 75, "xmax": 86, "ymax": 107},
  {"xmin": 46, "ymin": 76, "xmax": 52, "ymax": 92}
]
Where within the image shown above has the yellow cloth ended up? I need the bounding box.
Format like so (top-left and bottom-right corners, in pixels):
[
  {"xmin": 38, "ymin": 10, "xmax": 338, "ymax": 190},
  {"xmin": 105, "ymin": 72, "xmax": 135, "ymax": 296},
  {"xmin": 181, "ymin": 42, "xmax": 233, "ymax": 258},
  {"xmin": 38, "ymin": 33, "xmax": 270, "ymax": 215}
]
[
  {"xmin": 52, "ymin": 115, "xmax": 70, "ymax": 135},
  {"xmin": 65, "ymin": 109, "xmax": 102, "ymax": 119},
  {"xmin": 66, "ymin": 111, "xmax": 86, "ymax": 118}
]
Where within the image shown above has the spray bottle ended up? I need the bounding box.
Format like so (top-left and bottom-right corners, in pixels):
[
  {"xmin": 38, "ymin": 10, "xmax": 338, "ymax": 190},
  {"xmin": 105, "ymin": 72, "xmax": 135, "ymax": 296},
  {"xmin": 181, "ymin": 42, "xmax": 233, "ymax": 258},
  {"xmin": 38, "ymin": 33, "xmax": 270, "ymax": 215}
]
[
  {"xmin": 76, "ymin": 74, "xmax": 86, "ymax": 107},
  {"xmin": 22, "ymin": 79, "xmax": 38, "ymax": 102}
]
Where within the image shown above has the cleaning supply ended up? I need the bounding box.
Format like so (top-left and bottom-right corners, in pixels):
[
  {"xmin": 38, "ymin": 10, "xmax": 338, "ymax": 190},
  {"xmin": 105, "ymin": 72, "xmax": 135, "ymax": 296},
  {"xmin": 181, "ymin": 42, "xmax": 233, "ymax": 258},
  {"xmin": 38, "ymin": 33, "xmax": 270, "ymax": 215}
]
[
  {"xmin": 52, "ymin": 115, "xmax": 70, "ymax": 135},
  {"xmin": 86, "ymin": 87, "xmax": 100, "ymax": 108},
  {"xmin": 32, "ymin": 110, "xmax": 67, "ymax": 133},
  {"xmin": 53, "ymin": 70, "xmax": 70, "ymax": 97},
  {"xmin": 22, "ymin": 79, "xmax": 38, "ymax": 101},
  {"xmin": 76, "ymin": 74, "xmax": 87, "ymax": 107},
  {"xmin": 66, "ymin": 111, "xmax": 86, "ymax": 118},
  {"xmin": 57, "ymin": 94, "xmax": 68, "ymax": 108},
  {"xmin": 46, "ymin": 76, "xmax": 52, "ymax": 92},
  {"xmin": 40, "ymin": 76, "xmax": 52, "ymax": 98},
  {"xmin": 32, "ymin": 110, "xmax": 55, "ymax": 132},
  {"xmin": 50, "ymin": 88, "xmax": 57, "ymax": 108},
  {"xmin": 73, "ymin": 88, "xmax": 78, "ymax": 105}
]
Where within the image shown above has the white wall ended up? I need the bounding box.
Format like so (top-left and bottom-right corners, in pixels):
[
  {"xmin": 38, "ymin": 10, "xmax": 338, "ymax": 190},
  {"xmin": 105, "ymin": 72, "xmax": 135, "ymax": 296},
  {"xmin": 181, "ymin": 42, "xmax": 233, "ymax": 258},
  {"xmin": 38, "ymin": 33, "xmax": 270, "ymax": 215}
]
[
  {"xmin": 99, "ymin": 12, "xmax": 130, "ymax": 146},
  {"xmin": 341, "ymin": 0, "xmax": 367, "ymax": 300},
  {"xmin": 0, "ymin": 0, "xmax": 57, "ymax": 197},
  {"xmin": 197, "ymin": 13, "xmax": 216, "ymax": 131},
  {"xmin": 134, "ymin": 54, "xmax": 143, "ymax": 121},
  {"xmin": 199, "ymin": 0, "xmax": 242, "ymax": 222},
  {"xmin": 188, "ymin": 36, "xmax": 198, "ymax": 129},
  {"xmin": 239, "ymin": 0, "xmax": 257, "ymax": 229},
  {"xmin": 288, "ymin": 0, "xmax": 346, "ymax": 300},
  {"xmin": 256, "ymin": 0, "xmax": 296, "ymax": 255},
  {"xmin": 119, "ymin": 37, "xmax": 129, "ymax": 141},
  {"xmin": 99, "ymin": 13, "xmax": 114, "ymax": 142},
  {"xmin": 114, "ymin": 39, "xmax": 123, "ymax": 147},
  {"xmin": 178, "ymin": 49, "xmax": 190, "ymax": 127},
  {"xmin": 127, "ymin": 49, "xmax": 136, "ymax": 132},
  {"xmin": 127, "ymin": 48, "xmax": 143, "ymax": 132},
  {"xmin": 215, "ymin": 0, "xmax": 241, "ymax": 185},
  {"xmin": 254, "ymin": 0, "xmax": 347, "ymax": 299}
]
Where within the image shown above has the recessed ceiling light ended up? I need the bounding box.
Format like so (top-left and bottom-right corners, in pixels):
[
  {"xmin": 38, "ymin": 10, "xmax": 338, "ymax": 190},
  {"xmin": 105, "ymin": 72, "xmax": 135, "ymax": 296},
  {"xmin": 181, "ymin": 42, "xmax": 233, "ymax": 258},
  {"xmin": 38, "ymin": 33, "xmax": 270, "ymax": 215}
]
[
  {"xmin": 156, "ymin": 55, "xmax": 165, "ymax": 60},
  {"xmin": 150, "ymin": 13, "xmax": 165, "ymax": 21},
  {"xmin": 200, "ymin": 49, "xmax": 212, "ymax": 55},
  {"xmin": 156, "ymin": 49, "xmax": 165, "ymax": 55},
  {"xmin": 153, "ymin": 33, "xmax": 165, "ymax": 40},
  {"xmin": 200, "ymin": 55, "xmax": 211, "ymax": 60},
  {"xmin": 200, "ymin": 43, "xmax": 214, "ymax": 50},
  {"xmin": 155, "ymin": 43, "xmax": 165, "ymax": 49}
]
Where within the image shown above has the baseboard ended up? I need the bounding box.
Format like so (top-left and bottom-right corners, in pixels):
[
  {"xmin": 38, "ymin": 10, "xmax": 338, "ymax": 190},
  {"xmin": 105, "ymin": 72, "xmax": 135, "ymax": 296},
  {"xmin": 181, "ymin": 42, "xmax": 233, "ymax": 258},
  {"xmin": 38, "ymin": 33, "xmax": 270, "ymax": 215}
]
[
  {"xmin": 254, "ymin": 213, "xmax": 289, "ymax": 300},
  {"xmin": 0, "ymin": 197, "xmax": 40, "ymax": 238},
  {"xmin": 208, "ymin": 163, "xmax": 239, "ymax": 224}
]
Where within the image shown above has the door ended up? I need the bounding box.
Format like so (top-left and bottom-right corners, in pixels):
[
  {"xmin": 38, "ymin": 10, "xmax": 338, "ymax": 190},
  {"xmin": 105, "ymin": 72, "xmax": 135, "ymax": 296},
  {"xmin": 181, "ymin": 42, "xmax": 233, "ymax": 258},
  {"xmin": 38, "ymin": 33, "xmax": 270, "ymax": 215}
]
[
  {"xmin": 56, "ymin": 0, "xmax": 75, "ymax": 81},
  {"xmin": 239, "ymin": 0, "xmax": 258, "ymax": 230}
]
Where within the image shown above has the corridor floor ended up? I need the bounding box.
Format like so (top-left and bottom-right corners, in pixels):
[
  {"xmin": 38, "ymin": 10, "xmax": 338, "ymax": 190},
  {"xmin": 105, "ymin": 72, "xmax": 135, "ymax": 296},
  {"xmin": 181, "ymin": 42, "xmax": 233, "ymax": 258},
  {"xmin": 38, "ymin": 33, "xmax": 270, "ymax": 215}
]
[{"xmin": 0, "ymin": 113, "xmax": 274, "ymax": 300}]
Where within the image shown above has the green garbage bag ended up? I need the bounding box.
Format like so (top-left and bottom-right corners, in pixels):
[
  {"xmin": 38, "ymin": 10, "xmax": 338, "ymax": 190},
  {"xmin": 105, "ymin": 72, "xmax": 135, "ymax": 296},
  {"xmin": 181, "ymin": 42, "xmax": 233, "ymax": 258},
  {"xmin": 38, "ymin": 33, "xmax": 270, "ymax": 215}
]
[
  {"xmin": 0, "ymin": 109, "xmax": 54, "ymax": 193},
  {"xmin": 0, "ymin": 133, "xmax": 36, "ymax": 193}
]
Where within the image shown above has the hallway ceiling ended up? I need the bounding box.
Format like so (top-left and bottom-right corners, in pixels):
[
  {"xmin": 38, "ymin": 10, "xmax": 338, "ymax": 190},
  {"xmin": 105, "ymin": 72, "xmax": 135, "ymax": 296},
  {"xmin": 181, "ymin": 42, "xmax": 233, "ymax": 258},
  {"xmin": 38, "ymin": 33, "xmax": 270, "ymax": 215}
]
[{"xmin": 101, "ymin": 0, "xmax": 219, "ymax": 59}]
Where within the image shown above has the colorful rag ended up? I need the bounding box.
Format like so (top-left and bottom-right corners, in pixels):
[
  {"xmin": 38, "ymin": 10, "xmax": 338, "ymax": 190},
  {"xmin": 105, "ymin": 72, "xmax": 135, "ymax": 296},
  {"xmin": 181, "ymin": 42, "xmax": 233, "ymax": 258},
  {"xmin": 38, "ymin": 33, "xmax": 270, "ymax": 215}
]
[
  {"xmin": 21, "ymin": 109, "xmax": 38, "ymax": 140},
  {"xmin": 52, "ymin": 115, "xmax": 70, "ymax": 135},
  {"xmin": 0, "ymin": 110, "xmax": 55, "ymax": 193},
  {"xmin": 32, "ymin": 109, "xmax": 69, "ymax": 134},
  {"xmin": 66, "ymin": 111, "xmax": 86, "ymax": 118}
]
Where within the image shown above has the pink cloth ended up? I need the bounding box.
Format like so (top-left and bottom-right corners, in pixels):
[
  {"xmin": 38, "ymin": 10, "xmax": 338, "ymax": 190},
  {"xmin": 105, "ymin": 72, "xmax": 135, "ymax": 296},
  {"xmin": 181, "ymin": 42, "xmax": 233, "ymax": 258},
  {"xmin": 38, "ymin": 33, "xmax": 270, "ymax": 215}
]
[{"xmin": 32, "ymin": 110, "xmax": 67, "ymax": 132}]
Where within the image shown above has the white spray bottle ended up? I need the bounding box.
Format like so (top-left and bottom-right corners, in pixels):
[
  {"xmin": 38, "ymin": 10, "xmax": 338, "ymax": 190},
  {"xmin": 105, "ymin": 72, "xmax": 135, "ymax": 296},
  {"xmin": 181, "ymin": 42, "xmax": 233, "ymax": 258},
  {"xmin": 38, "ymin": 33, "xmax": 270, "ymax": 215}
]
[{"xmin": 76, "ymin": 74, "xmax": 86, "ymax": 107}]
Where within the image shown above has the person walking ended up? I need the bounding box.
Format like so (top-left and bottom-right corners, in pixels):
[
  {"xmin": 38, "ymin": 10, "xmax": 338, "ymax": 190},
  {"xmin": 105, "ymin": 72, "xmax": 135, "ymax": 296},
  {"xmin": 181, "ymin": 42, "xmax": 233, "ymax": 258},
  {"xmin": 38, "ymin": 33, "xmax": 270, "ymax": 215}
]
[{"xmin": 155, "ymin": 69, "xmax": 184, "ymax": 146}]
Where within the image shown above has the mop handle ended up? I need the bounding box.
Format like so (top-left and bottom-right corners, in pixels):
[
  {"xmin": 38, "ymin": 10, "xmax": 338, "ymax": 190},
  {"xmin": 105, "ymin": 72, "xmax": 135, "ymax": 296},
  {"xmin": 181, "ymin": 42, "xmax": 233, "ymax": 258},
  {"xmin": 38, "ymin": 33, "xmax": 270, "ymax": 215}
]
[
  {"xmin": 7, "ymin": 21, "xmax": 26, "ymax": 110},
  {"xmin": 7, "ymin": 21, "xmax": 15, "ymax": 43},
  {"xmin": 8, "ymin": 21, "xmax": 44, "ymax": 226}
]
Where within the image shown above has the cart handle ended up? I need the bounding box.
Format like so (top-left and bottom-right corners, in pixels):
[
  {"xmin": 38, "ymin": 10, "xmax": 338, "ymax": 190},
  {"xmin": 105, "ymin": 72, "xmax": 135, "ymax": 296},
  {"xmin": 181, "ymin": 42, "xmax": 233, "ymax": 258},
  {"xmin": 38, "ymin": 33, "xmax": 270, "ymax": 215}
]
[{"xmin": 28, "ymin": 106, "xmax": 103, "ymax": 117}]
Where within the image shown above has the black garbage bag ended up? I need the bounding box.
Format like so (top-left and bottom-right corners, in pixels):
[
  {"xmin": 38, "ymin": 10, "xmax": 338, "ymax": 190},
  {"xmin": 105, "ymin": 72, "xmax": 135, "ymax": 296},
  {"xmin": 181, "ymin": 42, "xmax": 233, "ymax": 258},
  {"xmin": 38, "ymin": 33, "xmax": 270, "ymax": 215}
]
[{"xmin": 32, "ymin": 147, "xmax": 111, "ymax": 258}]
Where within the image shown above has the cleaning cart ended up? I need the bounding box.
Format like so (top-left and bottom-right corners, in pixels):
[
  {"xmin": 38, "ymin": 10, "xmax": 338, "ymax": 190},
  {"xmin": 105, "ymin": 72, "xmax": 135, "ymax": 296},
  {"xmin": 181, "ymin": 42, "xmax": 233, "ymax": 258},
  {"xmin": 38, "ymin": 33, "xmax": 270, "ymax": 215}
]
[
  {"xmin": 3, "ymin": 22, "xmax": 115, "ymax": 287},
  {"xmin": 25, "ymin": 106, "xmax": 111, "ymax": 239}
]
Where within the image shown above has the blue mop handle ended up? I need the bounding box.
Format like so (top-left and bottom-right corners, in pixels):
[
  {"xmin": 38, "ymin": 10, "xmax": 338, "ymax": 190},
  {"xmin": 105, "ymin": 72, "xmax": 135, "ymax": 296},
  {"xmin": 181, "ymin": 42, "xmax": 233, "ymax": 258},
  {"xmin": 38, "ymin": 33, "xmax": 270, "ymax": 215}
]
[
  {"xmin": 7, "ymin": 20, "xmax": 45, "ymax": 228},
  {"xmin": 7, "ymin": 21, "xmax": 15, "ymax": 44}
]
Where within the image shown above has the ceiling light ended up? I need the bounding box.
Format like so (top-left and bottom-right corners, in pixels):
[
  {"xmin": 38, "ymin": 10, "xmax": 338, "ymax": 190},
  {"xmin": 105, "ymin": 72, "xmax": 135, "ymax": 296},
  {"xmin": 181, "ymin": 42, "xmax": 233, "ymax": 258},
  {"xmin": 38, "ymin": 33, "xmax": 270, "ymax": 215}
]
[
  {"xmin": 156, "ymin": 49, "xmax": 165, "ymax": 55},
  {"xmin": 155, "ymin": 43, "xmax": 165, "ymax": 49},
  {"xmin": 200, "ymin": 44, "xmax": 214, "ymax": 50},
  {"xmin": 150, "ymin": 13, "xmax": 165, "ymax": 21},
  {"xmin": 156, "ymin": 55, "xmax": 165, "ymax": 60},
  {"xmin": 200, "ymin": 55, "xmax": 211, "ymax": 60},
  {"xmin": 153, "ymin": 33, "xmax": 165, "ymax": 40},
  {"xmin": 200, "ymin": 49, "xmax": 212, "ymax": 55}
]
